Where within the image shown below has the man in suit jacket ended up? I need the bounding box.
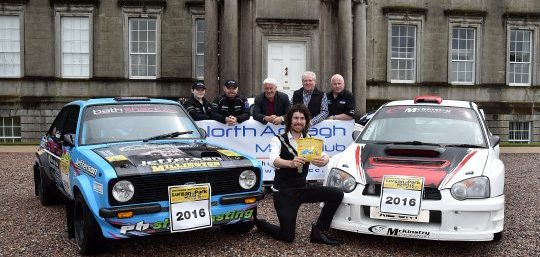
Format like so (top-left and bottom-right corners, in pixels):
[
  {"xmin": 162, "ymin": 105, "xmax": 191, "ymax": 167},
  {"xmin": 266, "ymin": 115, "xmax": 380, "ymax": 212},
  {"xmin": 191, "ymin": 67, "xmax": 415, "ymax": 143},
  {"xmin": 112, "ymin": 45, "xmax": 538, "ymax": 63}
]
[
  {"xmin": 292, "ymin": 71, "xmax": 329, "ymax": 126},
  {"xmin": 252, "ymin": 78, "xmax": 291, "ymax": 125}
]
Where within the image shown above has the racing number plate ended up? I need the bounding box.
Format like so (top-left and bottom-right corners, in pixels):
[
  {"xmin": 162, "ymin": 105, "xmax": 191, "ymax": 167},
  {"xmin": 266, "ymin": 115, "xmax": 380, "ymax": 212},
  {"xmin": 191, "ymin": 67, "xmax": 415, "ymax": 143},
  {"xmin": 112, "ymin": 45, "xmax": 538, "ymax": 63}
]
[
  {"xmin": 379, "ymin": 176, "xmax": 424, "ymax": 216},
  {"xmin": 168, "ymin": 184, "xmax": 212, "ymax": 233}
]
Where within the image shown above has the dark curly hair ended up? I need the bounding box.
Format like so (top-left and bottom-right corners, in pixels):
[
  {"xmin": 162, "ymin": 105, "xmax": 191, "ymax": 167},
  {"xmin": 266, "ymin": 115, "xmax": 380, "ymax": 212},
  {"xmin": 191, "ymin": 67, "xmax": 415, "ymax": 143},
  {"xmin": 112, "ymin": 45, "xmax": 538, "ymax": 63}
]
[{"xmin": 284, "ymin": 104, "xmax": 311, "ymax": 136}]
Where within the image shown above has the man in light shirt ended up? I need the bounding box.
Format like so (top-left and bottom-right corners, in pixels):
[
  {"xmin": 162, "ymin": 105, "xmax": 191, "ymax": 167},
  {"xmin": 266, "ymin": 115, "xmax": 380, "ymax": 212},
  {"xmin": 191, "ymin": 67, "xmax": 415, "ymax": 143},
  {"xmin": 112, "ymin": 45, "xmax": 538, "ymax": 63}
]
[
  {"xmin": 256, "ymin": 104, "xmax": 343, "ymax": 245},
  {"xmin": 291, "ymin": 71, "xmax": 329, "ymax": 126}
]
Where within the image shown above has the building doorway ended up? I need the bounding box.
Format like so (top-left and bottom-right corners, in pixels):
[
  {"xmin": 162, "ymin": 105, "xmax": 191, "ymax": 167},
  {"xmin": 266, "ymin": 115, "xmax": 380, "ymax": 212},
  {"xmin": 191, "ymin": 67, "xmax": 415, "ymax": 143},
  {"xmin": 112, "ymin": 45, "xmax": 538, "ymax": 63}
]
[{"xmin": 267, "ymin": 41, "xmax": 307, "ymax": 98}]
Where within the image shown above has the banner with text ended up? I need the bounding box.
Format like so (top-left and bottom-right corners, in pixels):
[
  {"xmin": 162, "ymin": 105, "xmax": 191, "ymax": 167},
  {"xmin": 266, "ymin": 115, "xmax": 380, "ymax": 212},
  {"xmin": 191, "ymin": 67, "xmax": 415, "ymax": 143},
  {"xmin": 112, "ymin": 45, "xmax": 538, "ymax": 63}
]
[{"xmin": 196, "ymin": 119, "xmax": 355, "ymax": 181}]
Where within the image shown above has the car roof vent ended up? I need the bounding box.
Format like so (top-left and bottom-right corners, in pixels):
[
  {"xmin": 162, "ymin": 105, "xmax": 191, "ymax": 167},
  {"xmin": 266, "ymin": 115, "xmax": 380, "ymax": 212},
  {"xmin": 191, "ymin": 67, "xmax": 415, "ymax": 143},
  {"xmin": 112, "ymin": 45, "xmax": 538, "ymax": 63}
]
[
  {"xmin": 113, "ymin": 97, "xmax": 150, "ymax": 101},
  {"xmin": 414, "ymin": 95, "xmax": 442, "ymax": 104}
]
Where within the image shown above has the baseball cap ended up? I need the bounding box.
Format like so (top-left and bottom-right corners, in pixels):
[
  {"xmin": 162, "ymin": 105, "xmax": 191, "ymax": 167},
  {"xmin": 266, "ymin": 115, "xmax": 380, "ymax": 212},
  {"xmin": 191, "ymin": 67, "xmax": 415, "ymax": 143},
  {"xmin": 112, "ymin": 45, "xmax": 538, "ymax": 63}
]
[
  {"xmin": 224, "ymin": 80, "xmax": 238, "ymax": 88},
  {"xmin": 192, "ymin": 82, "xmax": 206, "ymax": 89}
]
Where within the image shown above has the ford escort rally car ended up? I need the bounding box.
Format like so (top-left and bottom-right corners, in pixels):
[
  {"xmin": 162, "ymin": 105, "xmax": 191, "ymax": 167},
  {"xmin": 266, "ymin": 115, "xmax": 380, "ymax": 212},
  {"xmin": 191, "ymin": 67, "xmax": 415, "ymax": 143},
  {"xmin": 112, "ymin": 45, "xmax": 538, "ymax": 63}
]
[
  {"xmin": 324, "ymin": 95, "xmax": 504, "ymax": 241},
  {"xmin": 34, "ymin": 97, "xmax": 262, "ymax": 254}
]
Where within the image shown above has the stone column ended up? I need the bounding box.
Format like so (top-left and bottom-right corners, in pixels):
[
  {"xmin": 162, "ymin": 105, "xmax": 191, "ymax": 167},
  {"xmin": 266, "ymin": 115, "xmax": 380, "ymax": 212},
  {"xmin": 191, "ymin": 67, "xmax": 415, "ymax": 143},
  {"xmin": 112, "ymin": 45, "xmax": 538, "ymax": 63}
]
[
  {"xmin": 353, "ymin": 0, "xmax": 367, "ymax": 116},
  {"xmin": 204, "ymin": 0, "xmax": 219, "ymax": 98},
  {"xmin": 239, "ymin": 0, "xmax": 254, "ymax": 97},
  {"xmin": 339, "ymin": 0, "xmax": 353, "ymax": 92},
  {"xmin": 222, "ymin": 0, "xmax": 239, "ymax": 85}
]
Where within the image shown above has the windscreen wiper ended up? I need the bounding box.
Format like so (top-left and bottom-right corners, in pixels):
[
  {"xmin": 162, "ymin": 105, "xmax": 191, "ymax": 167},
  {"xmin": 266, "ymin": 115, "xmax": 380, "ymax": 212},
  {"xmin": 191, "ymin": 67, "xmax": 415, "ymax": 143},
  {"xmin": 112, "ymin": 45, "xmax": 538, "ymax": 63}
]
[
  {"xmin": 143, "ymin": 131, "xmax": 193, "ymax": 142},
  {"xmin": 444, "ymin": 143, "xmax": 485, "ymax": 148}
]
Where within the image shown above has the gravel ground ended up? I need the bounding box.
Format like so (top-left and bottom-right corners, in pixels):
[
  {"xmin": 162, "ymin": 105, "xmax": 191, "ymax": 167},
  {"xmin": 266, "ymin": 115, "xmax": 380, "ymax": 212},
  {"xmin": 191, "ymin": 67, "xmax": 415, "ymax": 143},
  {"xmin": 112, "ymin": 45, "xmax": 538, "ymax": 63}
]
[{"xmin": 0, "ymin": 153, "xmax": 538, "ymax": 257}]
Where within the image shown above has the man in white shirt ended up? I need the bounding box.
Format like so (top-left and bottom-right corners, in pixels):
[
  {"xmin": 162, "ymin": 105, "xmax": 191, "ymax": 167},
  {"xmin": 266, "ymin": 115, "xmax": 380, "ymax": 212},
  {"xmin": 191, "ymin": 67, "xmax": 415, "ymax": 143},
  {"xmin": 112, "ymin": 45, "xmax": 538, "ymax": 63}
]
[{"xmin": 256, "ymin": 104, "xmax": 344, "ymax": 245}]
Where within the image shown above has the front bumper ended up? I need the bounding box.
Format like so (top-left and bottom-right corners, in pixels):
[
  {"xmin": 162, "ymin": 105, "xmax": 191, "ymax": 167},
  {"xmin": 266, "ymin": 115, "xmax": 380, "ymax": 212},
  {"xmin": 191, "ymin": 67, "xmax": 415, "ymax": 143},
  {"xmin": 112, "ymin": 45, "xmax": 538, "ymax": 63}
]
[
  {"xmin": 97, "ymin": 193, "xmax": 262, "ymax": 239},
  {"xmin": 330, "ymin": 185, "xmax": 504, "ymax": 241}
]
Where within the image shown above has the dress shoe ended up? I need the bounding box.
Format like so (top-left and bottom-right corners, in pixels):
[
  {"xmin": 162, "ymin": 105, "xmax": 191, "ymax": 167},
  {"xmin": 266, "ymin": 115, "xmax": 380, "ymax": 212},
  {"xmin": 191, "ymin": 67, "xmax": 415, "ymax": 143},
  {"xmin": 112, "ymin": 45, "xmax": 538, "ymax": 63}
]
[{"xmin": 310, "ymin": 224, "xmax": 341, "ymax": 245}]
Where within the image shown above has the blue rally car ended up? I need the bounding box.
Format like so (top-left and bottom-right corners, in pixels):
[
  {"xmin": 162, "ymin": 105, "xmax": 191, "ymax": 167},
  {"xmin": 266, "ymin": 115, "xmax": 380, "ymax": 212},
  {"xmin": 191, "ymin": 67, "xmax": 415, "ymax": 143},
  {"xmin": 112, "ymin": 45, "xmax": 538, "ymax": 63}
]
[{"xmin": 34, "ymin": 97, "xmax": 263, "ymax": 255}]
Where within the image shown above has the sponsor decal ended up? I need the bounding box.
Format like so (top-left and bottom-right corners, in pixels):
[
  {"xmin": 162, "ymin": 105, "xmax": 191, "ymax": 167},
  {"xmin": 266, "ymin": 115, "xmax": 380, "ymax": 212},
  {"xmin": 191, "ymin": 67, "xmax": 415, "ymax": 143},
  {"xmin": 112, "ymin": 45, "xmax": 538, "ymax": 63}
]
[
  {"xmin": 141, "ymin": 157, "xmax": 223, "ymax": 167},
  {"xmin": 119, "ymin": 144, "xmax": 180, "ymax": 152},
  {"xmin": 92, "ymin": 107, "xmax": 178, "ymax": 116},
  {"xmin": 105, "ymin": 155, "xmax": 128, "ymax": 162},
  {"xmin": 217, "ymin": 149, "xmax": 241, "ymax": 157},
  {"xmin": 368, "ymin": 225, "xmax": 430, "ymax": 239},
  {"xmin": 93, "ymin": 181, "xmax": 103, "ymax": 194},
  {"xmin": 120, "ymin": 219, "xmax": 171, "ymax": 234},
  {"xmin": 212, "ymin": 209, "xmax": 254, "ymax": 223},
  {"xmin": 75, "ymin": 159, "xmax": 98, "ymax": 177},
  {"xmin": 150, "ymin": 161, "xmax": 222, "ymax": 172},
  {"xmin": 118, "ymin": 209, "xmax": 254, "ymax": 234}
]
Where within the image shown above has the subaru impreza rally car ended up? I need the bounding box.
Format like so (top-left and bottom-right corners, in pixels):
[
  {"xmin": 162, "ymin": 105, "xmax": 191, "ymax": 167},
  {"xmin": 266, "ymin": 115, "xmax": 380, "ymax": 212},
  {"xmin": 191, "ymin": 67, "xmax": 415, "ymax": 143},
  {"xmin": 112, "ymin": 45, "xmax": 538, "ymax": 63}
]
[
  {"xmin": 34, "ymin": 97, "xmax": 262, "ymax": 254},
  {"xmin": 324, "ymin": 95, "xmax": 504, "ymax": 241}
]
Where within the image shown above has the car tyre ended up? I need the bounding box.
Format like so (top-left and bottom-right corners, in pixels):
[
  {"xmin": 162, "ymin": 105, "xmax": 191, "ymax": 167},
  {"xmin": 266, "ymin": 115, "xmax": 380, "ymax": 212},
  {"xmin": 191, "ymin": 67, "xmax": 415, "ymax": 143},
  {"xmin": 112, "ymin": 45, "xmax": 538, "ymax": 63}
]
[
  {"xmin": 36, "ymin": 164, "xmax": 58, "ymax": 206},
  {"xmin": 493, "ymin": 231, "xmax": 503, "ymax": 241},
  {"xmin": 220, "ymin": 220, "xmax": 255, "ymax": 234},
  {"xmin": 74, "ymin": 193, "xmax": 104, "ymax": 255}
]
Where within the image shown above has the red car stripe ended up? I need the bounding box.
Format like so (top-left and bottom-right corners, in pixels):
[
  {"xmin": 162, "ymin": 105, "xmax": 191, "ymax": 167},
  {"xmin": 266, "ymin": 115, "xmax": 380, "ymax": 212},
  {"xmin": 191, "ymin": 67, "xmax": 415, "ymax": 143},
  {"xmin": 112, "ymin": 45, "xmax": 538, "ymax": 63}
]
[{"xmin": 440, "ymin": 150, "xmax": 477, "ymax": 188}]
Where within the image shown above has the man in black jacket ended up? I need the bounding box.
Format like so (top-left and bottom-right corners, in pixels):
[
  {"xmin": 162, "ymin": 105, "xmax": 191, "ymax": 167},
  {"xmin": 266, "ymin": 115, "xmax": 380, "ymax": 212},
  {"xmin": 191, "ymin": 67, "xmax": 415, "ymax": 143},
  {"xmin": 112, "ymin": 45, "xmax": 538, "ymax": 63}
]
[
  {"xmin": 252, "ymin": 78, "xmax": 291, "ymax": 125},
  {"xmin": 181, "ymin": 82, "xmax": 214, "ymax": 121},
  {"xmin": 256, "ymin": 104, "xmax": 344, "ymax": 245},
  {"xmin": 211, "ymin": 80, "xmax": 250, "ymax": 125},
  {"xmin": 292, "ymin": 71, "xmax": 329, "ymax": 126},
  {"xmin": 326, "ymin": 74, "xmax": 355, "ymax": 121}
]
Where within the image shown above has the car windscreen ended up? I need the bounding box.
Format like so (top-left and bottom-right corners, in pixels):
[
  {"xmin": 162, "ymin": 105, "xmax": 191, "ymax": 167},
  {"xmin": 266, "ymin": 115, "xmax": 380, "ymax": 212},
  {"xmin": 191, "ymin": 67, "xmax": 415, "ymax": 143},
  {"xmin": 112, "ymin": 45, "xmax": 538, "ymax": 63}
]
[
  {"xmin": 358, "ymin": 105, "xmax": 487, "ymax": 147},
  {"xmin": 79, "ymin": 104, "xmax": 201, "ymax": 145}
]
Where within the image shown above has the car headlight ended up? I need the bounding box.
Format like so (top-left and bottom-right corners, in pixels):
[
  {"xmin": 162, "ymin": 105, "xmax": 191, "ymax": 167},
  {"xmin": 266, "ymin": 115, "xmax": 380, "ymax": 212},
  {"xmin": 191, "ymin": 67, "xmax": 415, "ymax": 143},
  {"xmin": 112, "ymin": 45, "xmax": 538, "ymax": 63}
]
[
  {"xmin": 450, "ymin": 176, "xmax": 490, "ymax": 201},
  {"xmin": 112, "ymin": 180, "xmax": 135, "ymax": 202},
  {"xmin": 239, "ymin": 170, "xmax": 257, "ymax": 190},
  {"xmin": 326, "ymin": 168, "xmax": 357, "ymax": 193}
]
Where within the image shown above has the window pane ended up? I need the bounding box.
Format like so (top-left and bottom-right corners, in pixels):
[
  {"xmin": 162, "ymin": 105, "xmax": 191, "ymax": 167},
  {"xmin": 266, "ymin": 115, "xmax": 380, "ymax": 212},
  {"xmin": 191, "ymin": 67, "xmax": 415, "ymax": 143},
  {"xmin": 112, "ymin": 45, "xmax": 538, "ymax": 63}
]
[
  {"xmin": 194, "ymin": 18, "xmax": 205, "ymax": 78},
  {"xmin": 61, "ymin": 16, "xmax": 90, "ymax": 77},
  {"xmin": 390, "ymin": 25, "xmax": 416, "ymax": 81},
  {"xmin": 508, "ymin": 30, "xmax": 532, "ymax": 84},
  {"xmin": 130, "ymin": 18, "xmax": 158, "ymax": 78},
  {"xmin": 0, "ymin": 16, "xmax": 21, "ymax": 77}
]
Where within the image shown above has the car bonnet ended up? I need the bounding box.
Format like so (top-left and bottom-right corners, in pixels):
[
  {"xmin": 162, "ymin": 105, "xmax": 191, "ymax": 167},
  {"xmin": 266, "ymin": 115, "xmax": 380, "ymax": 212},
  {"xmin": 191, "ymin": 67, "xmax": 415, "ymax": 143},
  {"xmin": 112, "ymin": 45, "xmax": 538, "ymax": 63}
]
[
  {"xmin": 337, "ymin": 143, "xmax": 489, "ymax": 188},
  {"xmin": 92, "ymin": 141, "xmax": 253, "ymax": 177}
]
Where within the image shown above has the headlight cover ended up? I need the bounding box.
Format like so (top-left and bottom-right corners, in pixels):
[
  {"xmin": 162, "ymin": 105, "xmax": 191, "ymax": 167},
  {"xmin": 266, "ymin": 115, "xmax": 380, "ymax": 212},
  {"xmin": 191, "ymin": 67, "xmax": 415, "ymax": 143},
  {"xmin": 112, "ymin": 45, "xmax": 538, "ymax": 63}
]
[
  {"xmin": 112, "ymin": 180, "xmax": 135, "ymax": 202},
  {"xmin": 327, "ymin": 168, "xmax": 357, "ymax": 193},
  {"xmin": 450, "ymin": 176, "xmax": 490, "ymax": 201},
  {"xmin": 239, "ymin": 169, "xmax": 257, "ymax": 189}
]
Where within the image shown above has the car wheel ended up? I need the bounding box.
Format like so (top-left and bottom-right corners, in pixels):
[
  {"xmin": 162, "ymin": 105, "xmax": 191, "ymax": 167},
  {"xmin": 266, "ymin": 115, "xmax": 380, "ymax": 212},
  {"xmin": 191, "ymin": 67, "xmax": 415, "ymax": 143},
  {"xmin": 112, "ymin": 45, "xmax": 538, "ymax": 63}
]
[
  {"xmin": 36, "ymin": 165, "xmax": 57, "ymax": 206},
  {"xmin": 220, "ymin": 220, "xmax": 255, "ymax": 235},
  {"xmin": 74, "ymin": 193, "xmax": 104, "ymax": 255}
]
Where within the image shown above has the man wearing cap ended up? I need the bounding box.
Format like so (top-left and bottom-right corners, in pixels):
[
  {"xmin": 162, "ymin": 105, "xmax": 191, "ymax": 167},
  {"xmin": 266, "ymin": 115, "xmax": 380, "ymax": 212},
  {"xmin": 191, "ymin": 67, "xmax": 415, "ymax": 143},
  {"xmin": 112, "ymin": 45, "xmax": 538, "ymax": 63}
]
[
  {"xmin": 326, "ymin": 74, "xmax": 355, "ymax": 121},
  {"xmin": 182, "ymin": 82, "xmax": 214, "ymax": 121},
  {"xmin": 212, "ymin": 80, "xmax": 250, "ymax": 126},
  {"xmin": 252, "ymin": 78, "xmax": 291, "ymax": 125},
  {"xmin": 292, "ymin": 71, "xmax": 329, "ymax": 126}
]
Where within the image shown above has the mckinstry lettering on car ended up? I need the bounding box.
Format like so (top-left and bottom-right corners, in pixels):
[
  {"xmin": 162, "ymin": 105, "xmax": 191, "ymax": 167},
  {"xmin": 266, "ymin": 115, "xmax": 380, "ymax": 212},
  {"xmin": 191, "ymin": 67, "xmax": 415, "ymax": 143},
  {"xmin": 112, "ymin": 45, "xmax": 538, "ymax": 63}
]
[
  {"xmin": 368, "ymin": 225, "xmax": 430, "ymax": 239},
  {"xmin": 196, "ymin": 119, "xmax": 355, "ymax": 181}
]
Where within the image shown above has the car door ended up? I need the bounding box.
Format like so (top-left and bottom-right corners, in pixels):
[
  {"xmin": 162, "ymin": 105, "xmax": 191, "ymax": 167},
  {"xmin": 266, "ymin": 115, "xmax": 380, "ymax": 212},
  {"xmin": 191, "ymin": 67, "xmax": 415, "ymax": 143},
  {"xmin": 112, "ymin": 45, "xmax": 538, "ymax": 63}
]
[{"xmin": 44, "ymin": 105, "xmax": 80, "ymax": 195}]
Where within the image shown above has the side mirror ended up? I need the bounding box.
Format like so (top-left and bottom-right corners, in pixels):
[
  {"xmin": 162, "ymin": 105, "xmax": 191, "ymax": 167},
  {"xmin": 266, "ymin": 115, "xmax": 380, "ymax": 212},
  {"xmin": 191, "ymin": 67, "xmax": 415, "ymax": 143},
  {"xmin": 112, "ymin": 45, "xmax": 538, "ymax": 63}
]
[
  {"xmin": 198, "ymin": 127, "xmax": 208, "ymax": 139},
  {"xmin": 62, "ymin": 133, "xmax": 75, "ymax": 147},
  {"xmin": 490, "ymin": 135, "xmax": 500, "ymax": 147},
  {"xmin": 352, "ymin": 130, "xmax": 362, "ymax": 141}
]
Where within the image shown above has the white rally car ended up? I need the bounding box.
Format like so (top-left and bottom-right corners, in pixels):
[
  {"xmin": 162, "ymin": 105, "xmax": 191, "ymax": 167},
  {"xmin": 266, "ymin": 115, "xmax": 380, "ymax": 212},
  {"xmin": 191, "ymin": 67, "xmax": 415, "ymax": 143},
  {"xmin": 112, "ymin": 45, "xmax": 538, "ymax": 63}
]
[{"xmin": 325, "ymin": 95, "xmax": 504, "ymax": 241}]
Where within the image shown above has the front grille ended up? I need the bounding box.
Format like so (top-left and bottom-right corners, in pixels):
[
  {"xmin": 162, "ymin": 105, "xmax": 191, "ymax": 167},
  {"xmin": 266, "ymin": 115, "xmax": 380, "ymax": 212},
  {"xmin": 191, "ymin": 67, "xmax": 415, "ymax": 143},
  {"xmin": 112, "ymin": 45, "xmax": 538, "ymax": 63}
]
[
  {"xmin": 108, "ymin": 167, "xmax": 260, "ymax": 206},
  {"xmin": 362, "ymin": 184, "xmax": 442, "ymax": 200},
  {"xmin": 362, "ymin": 206, "xmax": 442, "ymax": 224}
]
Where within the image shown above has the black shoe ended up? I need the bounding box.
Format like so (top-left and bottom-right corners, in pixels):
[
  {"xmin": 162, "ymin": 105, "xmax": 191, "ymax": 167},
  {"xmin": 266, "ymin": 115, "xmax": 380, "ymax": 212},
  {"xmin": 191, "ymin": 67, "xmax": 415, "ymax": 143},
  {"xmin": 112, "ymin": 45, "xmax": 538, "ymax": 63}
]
[{"xmin": 310, "ymin": 224, "xmax": 341, "ymax": 245}]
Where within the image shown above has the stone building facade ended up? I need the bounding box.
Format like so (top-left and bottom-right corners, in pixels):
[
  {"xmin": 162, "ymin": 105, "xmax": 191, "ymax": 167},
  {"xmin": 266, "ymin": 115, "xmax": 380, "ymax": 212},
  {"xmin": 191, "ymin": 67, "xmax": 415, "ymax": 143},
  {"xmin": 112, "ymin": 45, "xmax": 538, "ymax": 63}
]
[{"xmin": 0, "ymin": 0, "xmax": 538, "ymax": 143}]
